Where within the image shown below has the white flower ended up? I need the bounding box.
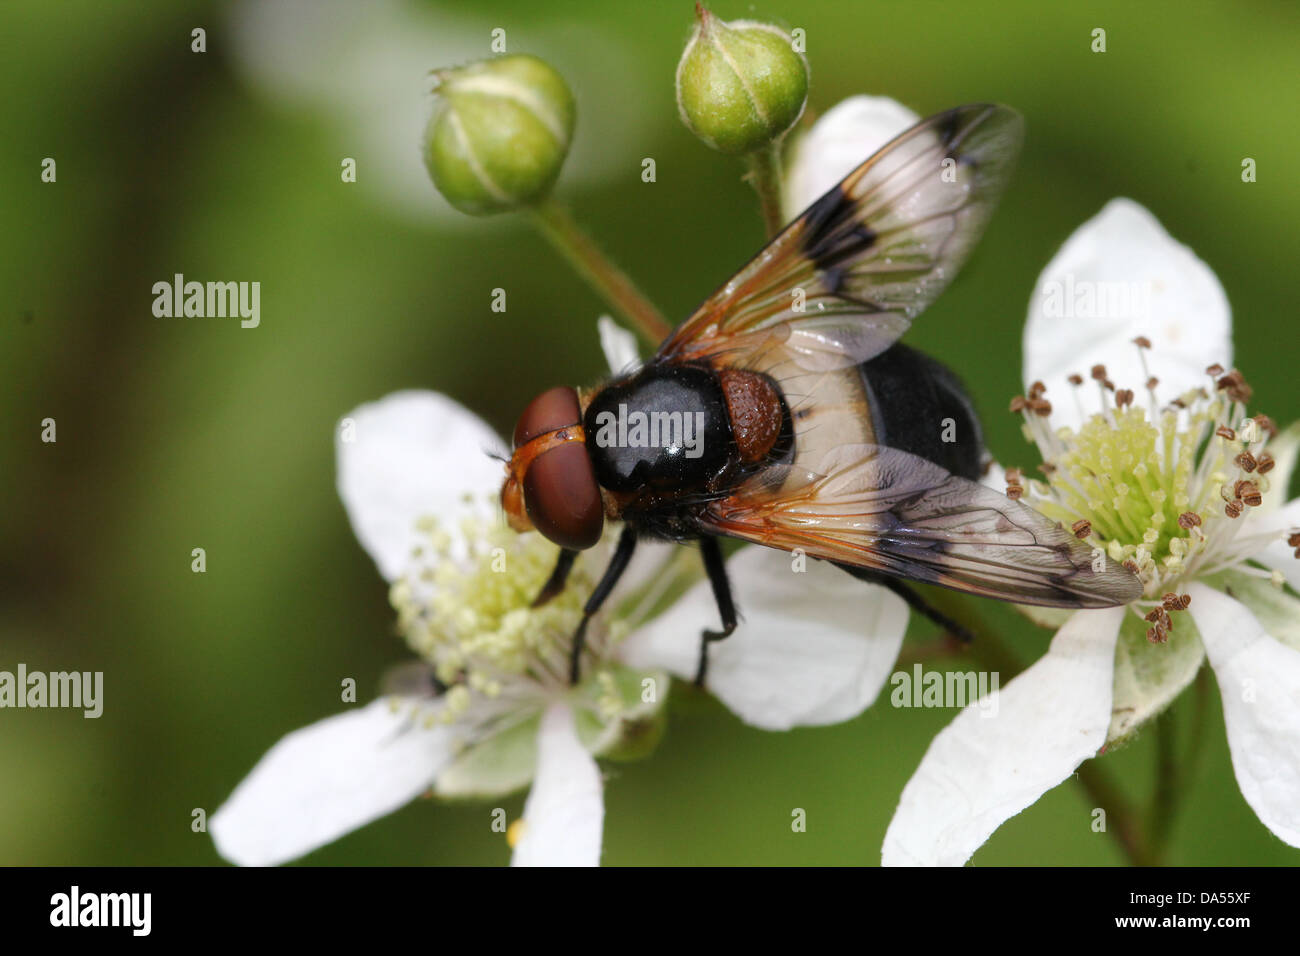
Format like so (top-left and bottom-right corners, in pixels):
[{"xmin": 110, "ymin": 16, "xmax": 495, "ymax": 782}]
[
  {"xmin": 210, "ymin": 320, "xmax": 909, "ymax": 866},
  {"xmin": 884, "ymin": 199, "xmax": 1300, "ymax": 866},
  {"xmin": 783, "ymin": 95, "xmax": 920, "ymax": 220}
]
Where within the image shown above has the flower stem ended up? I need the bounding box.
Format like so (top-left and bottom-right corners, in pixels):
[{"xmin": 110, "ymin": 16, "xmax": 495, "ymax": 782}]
[
  {"xmin": 1076, "ymin": 760, "xmax": 1155, "ymax": 866},
  {"xmin": 1146, "ymin": 667, "xmax": 1211, "ymax": 863},
  {"xmin": 744, "ymin": 143, "xmax": 786, "ymax": 238},
  {"xmin": 529, "ymin": 198, "xmax": 672, "ymax": 343}
]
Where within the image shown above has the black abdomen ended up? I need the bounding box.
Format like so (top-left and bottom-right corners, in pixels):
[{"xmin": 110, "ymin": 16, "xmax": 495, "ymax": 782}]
[{"xmin": 859, "ymin": 344, "xmax": 984, "ymax": 481}]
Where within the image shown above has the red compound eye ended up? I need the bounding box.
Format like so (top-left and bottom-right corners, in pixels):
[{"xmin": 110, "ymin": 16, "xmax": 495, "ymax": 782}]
[{"xmin": 508, "ymin": 386, "xmax": 604, "ymax": 550}]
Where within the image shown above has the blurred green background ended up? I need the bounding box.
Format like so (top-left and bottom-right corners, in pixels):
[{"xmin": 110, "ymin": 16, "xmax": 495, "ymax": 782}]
[{"xmin": 2, "ymin": 0, "xmax": 1297, "ymax": 866}]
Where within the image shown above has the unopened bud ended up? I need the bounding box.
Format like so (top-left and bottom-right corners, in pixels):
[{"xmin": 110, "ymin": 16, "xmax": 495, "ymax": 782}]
[
  {"xmin": 423, "ymin": 54, "xmax": 576, "ymax": 215},
  {"xmin": 675, "ymin": 5, "xmax": 808, "ymax": 155}
]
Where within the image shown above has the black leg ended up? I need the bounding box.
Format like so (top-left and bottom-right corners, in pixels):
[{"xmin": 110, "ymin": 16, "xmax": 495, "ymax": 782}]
[
  {"xmin": 569, "ymin": 527, "xmax": 638, "ymax": 684},
  {"xmin": 532, "ymin": 548, "xmax": 577, "ymax": 607},
  {"xmin": 695, "ymin": 537, "xmax": 738, "ymax": 687},
  {"xmin": 833, "ymin": 563, "xmax": 975, "ymax": 643}
]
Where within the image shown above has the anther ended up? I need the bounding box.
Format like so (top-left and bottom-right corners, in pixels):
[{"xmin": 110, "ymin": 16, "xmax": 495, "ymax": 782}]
[
  {"xmin": 1177, "ymin": 511, "xmax": 1202, "ymax": 530},
  {"xmin": 1090, "ymin": 364, "xmax": 1108, "ymax": 381},
  {"xmin": 1145, "ymin": 607, "xmax": 1172, "ymax": 628},
  {"xmin": 1257, "ymin": 452, "xmax": 1275, "ymax": 474},
  {"xmin": 1206, "ymin": 363, "xmax": 1225, "ymax": 377},
  {"xmin": 1235, "ymin": 451, "xmax": 1257, "ymax": 473},
  {"xmin": 1133, "ymin": 336, "xmax": 1152, "ymax": 349},
  {"xmin": 1029, "ymin": 398, "xmax": 1053, "ymax": 416},
  {"xmin": 1225, "ymin": 499, "xmax": 1243, "ymax": 519},
  {"xmin": 1216, "ymin": 426, "xmax": 1236, "ymax": 441},
  {"xmin": 1071, "ymin": 519, "xmax": 1092, "ymax": 539},
  {"xmin": 1253, "ymin": 414, "xmax": 1278, "ymax": 439},
  {"xmin": 1234, "ymin": 480, "xmax": 1262, "ymax": 507},
  {"xmin": 1009, "ymin": 396, "xmax": 1027, "ymax": 413},
  {"xmin": 1067, "ymin": 373, "xmax": 1084, "ymax": 386},
  {"xmin": 1115, "ymin": 389, "xmax": 1134, "ymax": 408},
  {"xmin": 1216, "ymin": 370, "xmax": 1253, "ymax": 403},
  {"xmin": 1027, "ymin": 380, "xmax": 1047, "ymax": 400}
]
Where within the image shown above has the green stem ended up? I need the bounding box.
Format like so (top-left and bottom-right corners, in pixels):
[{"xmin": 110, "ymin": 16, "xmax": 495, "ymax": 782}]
[
  {"xmin": 1146, "ymin": 667, "xmax": 1212, "ymax": 863},
  {"xmin": 744, "ymin": 143, "xmax": 786, "ymax": 238},
  {"xmin": 1183, "ymin": 667, "xmax": 1212, "ymax": 786},
  {"xmin": 1077, "ymin": 760, "xmax": 1156, "ymax": 866},
  {"xmin": 1147, "ymin": 713, "xmax": 1178, "ymax": 863},
  {"xmin": 529, "ymin": 198, "xmax": 672, "ymax": 343}
]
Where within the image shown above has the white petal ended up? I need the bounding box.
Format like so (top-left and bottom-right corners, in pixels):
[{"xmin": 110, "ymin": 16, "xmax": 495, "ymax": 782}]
[
  {"xmin": 337, "ymin": 390, "xmax": 507, "ymax": 581},
  {"xmin": 1188, "ymin": 583, "xmax": 1300, "ymax": 847},
  {"xmin": 620, "ymin": 546, "xmax": 907, "ymax": 730},
  {"xmin": 1217, "ymin": 569, "xmax": 1300, "ymax": 654},
  {"xmin": 1023, "ymin": 199, "xmax": 1232, "ymax": 429},
  {"xmin": 510, "ymin": 703, "xmax": 604, "ymax": 866},
  {"xmin": 981, "ymin": 460, "xmax": 1007, "ymax": 494},
  {"xmin": 1259, "ymin": 422, "xmax": 1300, "ymax": 513},
  {"xmin": 882, "ymin": 606, "xmax": 1124, "ymax": 866},
  {"xmin": 597, "ymin": 315, "xmax": 642, "ymax": 375},
  {"xmin": 1256, "ymin": 498, "xmax": 1300, "ymax": 593},
  {"xmin": 211, "ymin": 699, "xmax": 453, "ymax": 866},
  {"xmin": 783, "ymin": 95, "xmax": 920, "ymax": 220}
]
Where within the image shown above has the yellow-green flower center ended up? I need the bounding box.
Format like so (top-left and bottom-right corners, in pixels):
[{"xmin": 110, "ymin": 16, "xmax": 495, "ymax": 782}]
[
  {"xmin": 387, "ymin": 506, "xmax": 628, "ymax": 721},
  {"xmin": 1011, "ymin": 354, "xmax": 1280, "ymax": 637}
]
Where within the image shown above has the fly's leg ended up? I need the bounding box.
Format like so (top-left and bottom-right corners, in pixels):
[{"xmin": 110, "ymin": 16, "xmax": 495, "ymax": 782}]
[
  {"xmin": 532, "ymin": 548, "xmax": 578, "ymax": 607},
  {"xmin": 695, "ymin": 537, "xmax": 738, "ymax": 687},
  {"xmin": 833, "ymin": 563, "xmax": 975, "ymax": 643},
  {"xmin": 568, "ymin": 527, "xmax": 637, "ymax": 684}
]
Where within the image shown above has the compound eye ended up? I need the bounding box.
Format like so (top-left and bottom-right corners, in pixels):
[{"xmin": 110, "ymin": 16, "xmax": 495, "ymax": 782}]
[
  {"xmin": 523, "ymin": 442, "xmax": 604, "ymax": 550},
  {"xmin": 514, "ymin": 386, "xmax": 582, "ymax": 447}
]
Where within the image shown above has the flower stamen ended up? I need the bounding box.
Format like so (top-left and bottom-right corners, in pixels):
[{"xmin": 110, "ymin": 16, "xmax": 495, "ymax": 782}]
[{"xmin": 1005, "ymin": 342, "xmax": 1280, "ymax": 623}]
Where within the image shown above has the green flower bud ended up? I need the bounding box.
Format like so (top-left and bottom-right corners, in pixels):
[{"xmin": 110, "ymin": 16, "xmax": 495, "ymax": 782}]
[
  {"xmin": 423, "ymin": 54, "xmax": 576, "ymax": 216},
  {"xmin": 675, "ymin": 5, "xmax": 809, "ymax": 155}
]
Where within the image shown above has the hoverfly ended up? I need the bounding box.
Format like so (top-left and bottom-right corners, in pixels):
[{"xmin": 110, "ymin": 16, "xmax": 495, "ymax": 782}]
[{"xmin": 500, "ymin": 104, "xmax": 1142, "ymax": 683}]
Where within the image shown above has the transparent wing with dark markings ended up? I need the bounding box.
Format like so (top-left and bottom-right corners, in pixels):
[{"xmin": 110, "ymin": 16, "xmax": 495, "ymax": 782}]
[
  {"xmin": 701, "ymin": 444, "xmax": 1143, "ymax": 608},
  {"xmin": 656, "ymin": 104, "xmax": 1024, "ymax": 372}
]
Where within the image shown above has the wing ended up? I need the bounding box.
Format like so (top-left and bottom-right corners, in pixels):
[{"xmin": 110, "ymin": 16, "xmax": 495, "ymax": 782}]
[
  {"xmin": 701, "ymin": 444, "xmax": 1142, "ymax": 609},
  {"xmin": 655, "ymin": 104, "xmax": 1023, "ymax": 373}
]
